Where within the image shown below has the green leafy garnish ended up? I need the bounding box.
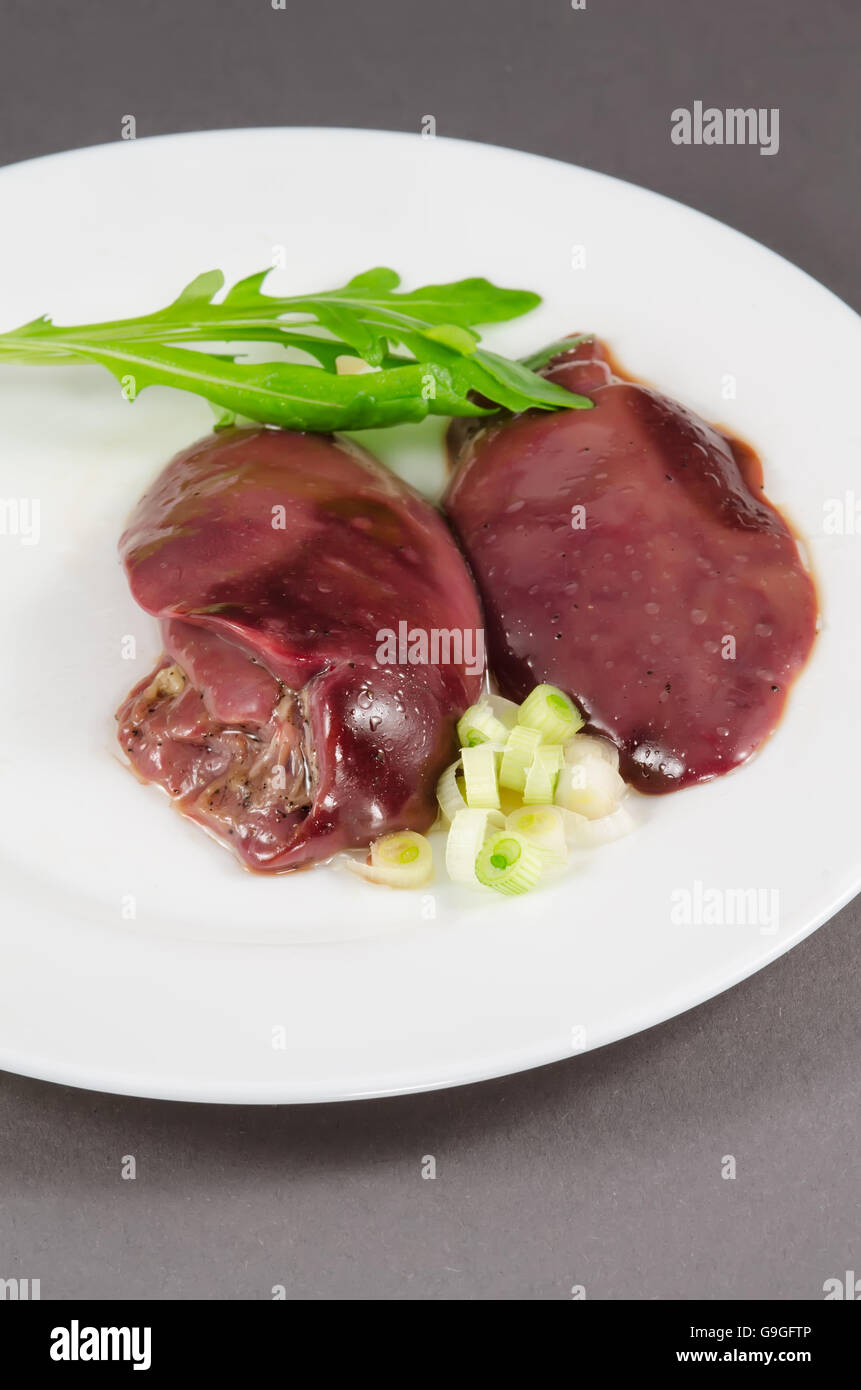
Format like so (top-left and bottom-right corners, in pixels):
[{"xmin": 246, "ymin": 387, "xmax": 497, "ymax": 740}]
[
  {"xmin": 519, "ymin": 333, "xmax": 594, "ymax": 372},
  {"xmin": 0, "ymin": 267, "xmax": 592, "ymax": 431}
]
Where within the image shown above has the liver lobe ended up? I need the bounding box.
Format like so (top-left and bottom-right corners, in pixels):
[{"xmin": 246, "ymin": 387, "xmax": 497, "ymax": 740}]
[
  {"xmin": 118, "ymin": 427, "xmax": 484, "ymax": 869},
  {"xmin": 445, "ymin": 338, "xmax": 817, "ymax": 792}
]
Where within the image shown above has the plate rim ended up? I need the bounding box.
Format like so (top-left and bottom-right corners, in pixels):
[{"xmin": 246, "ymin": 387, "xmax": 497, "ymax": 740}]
[{"xmin": 1, "ymin": 124, "xmax": 858, "ymax": 1104}]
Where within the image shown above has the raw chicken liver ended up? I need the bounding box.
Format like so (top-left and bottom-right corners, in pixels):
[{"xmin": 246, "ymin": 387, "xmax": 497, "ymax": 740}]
[
  {"xmin": 445, "ymin": 337, "xmax": 817, "ymax": 792},
  {"xmin": 117, "ymin": 427, "xmax": 483, "ymax": 869}
]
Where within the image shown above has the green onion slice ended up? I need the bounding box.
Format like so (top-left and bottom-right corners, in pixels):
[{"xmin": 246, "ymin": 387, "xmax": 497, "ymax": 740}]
[
  {"xmin": 555, "ymin": 752, "xmax": 626, "ymax": 819},
  {"xmin": 350, "ymin": 830, "xmax": 434, "ymax": 888},
  {"xmin": 445, "ymin": 807, "xmax": 505, "ymax": 885},
  {"xmin": 461, "ymin": 742, "xmax": 501, "ymax": 810},
  {"xmin": 436, "ymin": 758, "xmax": 466, "ymax": 823},
  {"xmin": 522, "ymin": 744, "xmax": 563, "ymax": 804},
  {"xmin": 498, "ymin": 724, "xmax": 543, "ymax": 791},
  {"xmin": 475, "ymin": 830, "xmax": 543, "ymax": 896},
  {"xmin": 518, "ymin": 683, "xmax": 584, "ymax": 743},
  {"xmin": 561, "ymin": 803, "xmax": 635, "ymax": 848},
  {"xmin": 457, "ymin": 701, "xmax": 510, "ymax": 748},
  {"xmin": 564, "ymin": 731, "xmax": 620, "ymax": 771},
  {"xmin": 506, "ymin": 804, "xmax": 568, "ymax": 865}
]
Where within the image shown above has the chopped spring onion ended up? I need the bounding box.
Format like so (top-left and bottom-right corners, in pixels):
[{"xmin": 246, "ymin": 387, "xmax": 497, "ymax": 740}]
[
  {"xmin": 445, "ymin": 807, "xmax": 505, "ymax": 884},
  {"xmin": 461, "ymin": 742, "xmax": 501, "ymax": 809},
  {"xmin": 517, "ymin": 683, "xmax": 584, "ymax": 743},
  {"xmin": 436, "ymin": 758, "xmax": 466, "ymax": 823},
  {"xmin": 522, "ymin": 744, "xmax": 563, "ymax": 804},
  {"xmin": 564, "ymin": 732, "xmax": 620, "ymax": 772},
  {"xmin": 475, "ymin": 830, "xmax": 543, "ymax": 896},
  {"xmin": 561, "ymin": 803, "xmax": 635, "ymax": 848},
  {"xmin": 498, "ymin": 724, "xmax": 543, "ymax": 791},
  {"xmin": 555, "ymin": 751, "xmax": 626, "ymax": 819},
  {"xmin": 506, "ymin": 804, "xmax": 568, "ymax": 865},
  {"xmin": 457, "ymin": 701, "xmax": 510, "ymax": 747},
  {"xmin": 429, "ymin": 684, "xmax": 634, "ymax": 898},
  {"xmin": 351, "ymin": 830, "xmax": 434, "ymax": 888}
]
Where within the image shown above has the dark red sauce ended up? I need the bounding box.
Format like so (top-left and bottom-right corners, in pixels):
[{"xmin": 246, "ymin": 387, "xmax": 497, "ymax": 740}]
[{"xmin": 445, "ymin": 337, "xmax": 818, "ymax": 793}]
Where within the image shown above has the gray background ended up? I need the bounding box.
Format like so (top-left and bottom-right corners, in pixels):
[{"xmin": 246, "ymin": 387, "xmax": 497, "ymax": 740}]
[{"xmin": 0, "ymin": 0, "xmax": 858, "ymax": 1300}]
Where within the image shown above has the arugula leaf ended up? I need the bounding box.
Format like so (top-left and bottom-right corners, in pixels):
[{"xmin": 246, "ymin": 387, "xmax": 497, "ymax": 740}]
[
  {"xmin": 49, "ymin": 340, "xmax": 488, "ymax": 431},
  {"xmin": 0, "ymin": 267, "xmax": 592, "ymax": 431},
  {"xmin": 519, "ymin": 334, "xmax": 594, "ymax": 373},
  {"xmin": 340, "ymin": 270, "xmax": 541, "ymax": 326},
  {"xmin": 168, "ymin": 269, "xmax": 226, "ymax": 309},
  {"xmin": 472, "ymin": 348, "xmax": 592, "ymax": 411}
]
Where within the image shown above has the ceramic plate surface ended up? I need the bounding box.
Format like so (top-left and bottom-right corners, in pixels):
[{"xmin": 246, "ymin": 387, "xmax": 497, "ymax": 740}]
[{"xmin": 0, "ymin": 128, "xmax": 858, "ymax": 1101}]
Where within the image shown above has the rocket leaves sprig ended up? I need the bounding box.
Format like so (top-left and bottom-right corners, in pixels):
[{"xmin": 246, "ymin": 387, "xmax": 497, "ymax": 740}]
[{"xmin": 0, "ymin": 266, "xmax": 592, "ymax": 431}]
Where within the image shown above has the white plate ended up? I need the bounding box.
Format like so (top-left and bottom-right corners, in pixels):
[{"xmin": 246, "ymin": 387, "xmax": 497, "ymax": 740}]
[{"xmin": 0, "ymin": 128, "xmax": 858, "ymax": 1103}]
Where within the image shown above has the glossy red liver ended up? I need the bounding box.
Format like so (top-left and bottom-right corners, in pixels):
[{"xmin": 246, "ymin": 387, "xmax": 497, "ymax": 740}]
[
  {"xmin": 117, "ymin": 427, "xmax": 483, "ymax": 869},
  {"xmin": 445, "ymin": 338, "xmax": 817, "ymax": 792}
]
